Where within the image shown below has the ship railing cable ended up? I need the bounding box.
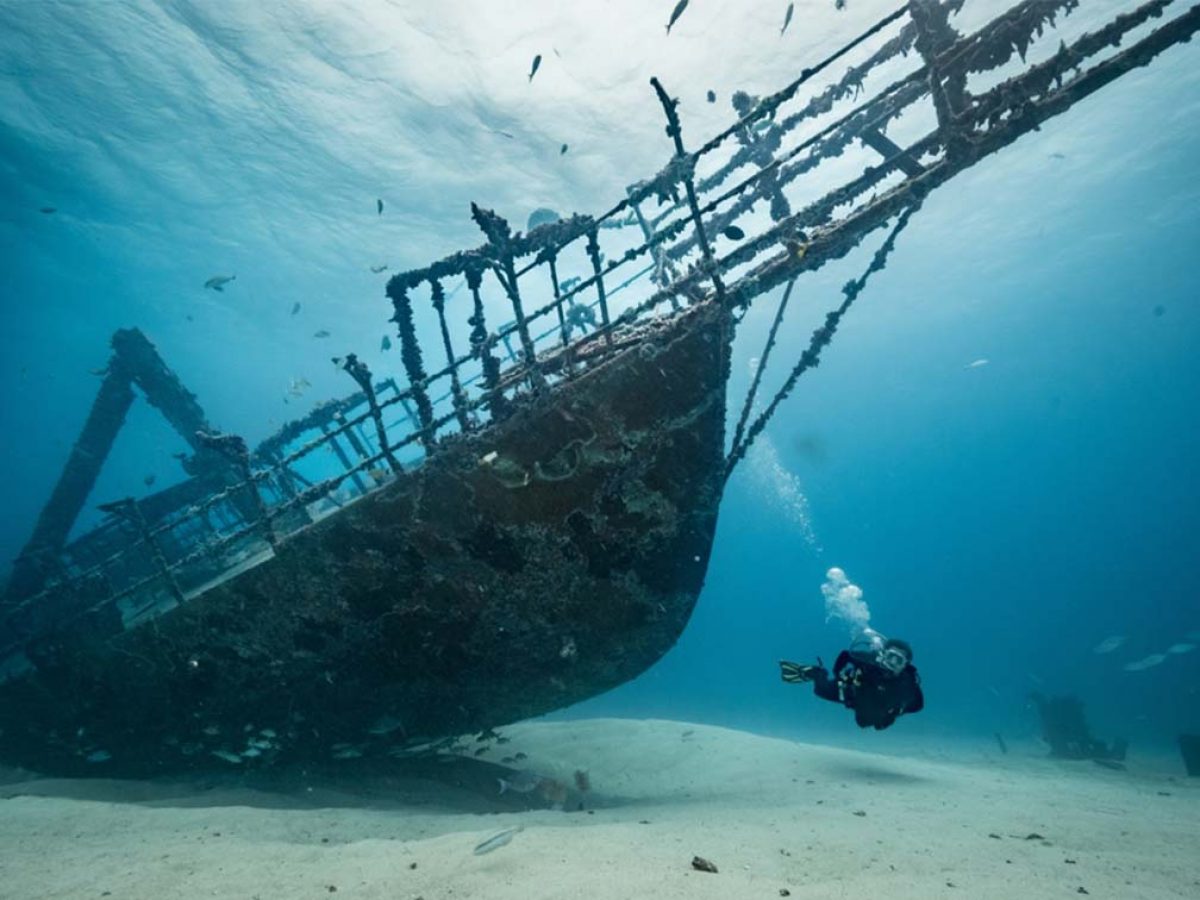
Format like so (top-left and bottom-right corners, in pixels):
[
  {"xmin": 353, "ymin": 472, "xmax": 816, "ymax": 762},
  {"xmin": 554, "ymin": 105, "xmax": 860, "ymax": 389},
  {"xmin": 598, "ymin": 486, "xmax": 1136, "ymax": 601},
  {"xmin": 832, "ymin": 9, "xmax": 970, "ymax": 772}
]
[{"xmin": 724, "ymin": 200, "xmax": 922, "ymax": 480}]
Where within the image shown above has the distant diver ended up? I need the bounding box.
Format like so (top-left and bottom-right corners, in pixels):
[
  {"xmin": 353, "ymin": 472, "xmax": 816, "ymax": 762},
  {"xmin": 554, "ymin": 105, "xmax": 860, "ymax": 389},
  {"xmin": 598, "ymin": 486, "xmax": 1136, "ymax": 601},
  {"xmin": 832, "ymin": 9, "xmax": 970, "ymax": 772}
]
[{"xmin": 780, "ymin": 630, "xmax": 924, "ymax": 730}]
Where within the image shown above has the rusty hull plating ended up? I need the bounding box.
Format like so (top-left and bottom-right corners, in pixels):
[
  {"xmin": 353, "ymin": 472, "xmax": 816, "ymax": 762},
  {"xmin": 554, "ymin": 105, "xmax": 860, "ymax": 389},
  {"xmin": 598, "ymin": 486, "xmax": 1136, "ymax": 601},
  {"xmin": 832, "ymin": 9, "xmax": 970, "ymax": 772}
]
[{"xmin": 0, "ymin": 303, "xmax": 730, "ymax": 774}]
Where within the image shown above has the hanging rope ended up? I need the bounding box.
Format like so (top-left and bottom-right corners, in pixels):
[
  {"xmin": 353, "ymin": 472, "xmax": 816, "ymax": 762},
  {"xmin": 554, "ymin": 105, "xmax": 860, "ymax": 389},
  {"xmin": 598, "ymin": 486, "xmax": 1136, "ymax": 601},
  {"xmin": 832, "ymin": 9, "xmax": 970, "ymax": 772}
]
[
  {"xmin": 729, "ymin": 276, "xmax": 798, "ymax": 458},
  {"xmin": 724, "ymin": 199, "xmax": 923, "ymax": 481}
]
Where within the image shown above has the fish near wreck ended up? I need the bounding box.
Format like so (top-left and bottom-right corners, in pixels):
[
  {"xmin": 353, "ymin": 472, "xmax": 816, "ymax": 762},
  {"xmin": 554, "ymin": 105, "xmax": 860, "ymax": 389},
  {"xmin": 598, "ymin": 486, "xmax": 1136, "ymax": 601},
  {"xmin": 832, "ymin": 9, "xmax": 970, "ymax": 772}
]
[
  {"xmin": 666, "ymin": 0, "xmax": 689, "ymax": 34},
  {"xmin": 474, "ymin": 826, "xmax": 523, "ymax": 856},
  {"xmin": 204, "ymin": 274, "xmax": 236, "ymax": 292}
]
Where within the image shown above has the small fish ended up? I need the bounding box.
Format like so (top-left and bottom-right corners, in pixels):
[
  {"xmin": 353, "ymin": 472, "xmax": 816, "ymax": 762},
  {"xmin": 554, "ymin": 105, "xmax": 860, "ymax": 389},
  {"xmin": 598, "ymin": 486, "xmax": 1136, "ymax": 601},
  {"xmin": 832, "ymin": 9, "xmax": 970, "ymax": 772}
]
[
  {"xmin": 493, "ymin": 129, "xmax": 516, "ymax": 140},
  {"xmin": 965, "ymin": 358, "xmax": 990, "ymax": 369},
  {"xmin": 781, "ymin": 2, "xmax": 794, "ymax": 36},
  {"xmin": 367, "ymin": 467, "xmax": 389, "ymax": 482},
  {"xmin": 560, "ymin": 276, "xmax": 582, "ymax": 292},
  {"xmin": 89, "ymin": 367, "xmax": 108, "ymax": 377},
  {"xmin": 1124, "ymin": 653, "xmax": 1168, "ymax": 672},
  {"xmin": 143, "ymin": 474, "xmax": 156, "ymax": 487},
  {"xmin": 513, "ymin": 751, "xmax": 527, "ymax": 761},
  {"xmin": 370, "ymin": 264, "xmax": 389, "ymax": 273},
  {"xmin": 377, "ymin": 198, "xmax": 383, "ymax": 215},
  {"xmin": 722, "ymin": 225, "xmax": 745, "ymax": 240},
  {"xmin": 331, "ymin": 356, "xmax": 343, "ymax": 367},
  {"xmin": 185, "ymin": 314, "xmax": 194, "ymax": 322},
  {"xmin": 314, "ymin": 329, "xmax": 331, "ymax": 338},
  {"xmin": 1152, "ymin": 304, "xmax": 1165, "ymax": 317},
  {"xmin": 528, "ymin": 54, "xmax": 542, "ymax": 82},
  {"xmin": 204, "ymin": 274, "xmax": 236, "ymax": 292},
  {"xmin": 1092, "ymin": 635, "xmax": 1126, "ymax": 654},
  {"xmin": 287, "ymin": 377, "xmax": 311, "ymax": 397},
  {"xmin": 785, "ymin": 238, "xmax": 808, "ymax": 260},
  {"xmin": 86, "ymin": 750, "xmax": 111, "ymax": 763},
  {"xmin": 290, "ymin": 302, "xmax": 301, "ymax": 315},
  {"xmin": 835, "ymin": 0, "xmax": 846, "ymax": 10},
  {"xmin": 39, "ymin": 206, "xmax": 57, "ymax": 214},
  {"xmin": 1167, "ymin": 642, "xmax": 1196, "ymax": 655},
  {"xmin": 706, "ymin": 90, "xmax": 716, "ymax": 103},
  {"xmin": 473, "ymin": 826, "xmax": 523, "ymax": 856},
  {"xmin": 666, "ymin": 0, "xmax": 689, "ymax": 34},
  {"xmin": 381, "ymin": 335, "xmax": 392, "ymax": 351},
  {"xmin": 1049, "ymin": 152, "xmax": 1066, "ymax": 160},
  {"xmin": 560, "ymin": 143, "xmax": 568, "ymax": 155}
]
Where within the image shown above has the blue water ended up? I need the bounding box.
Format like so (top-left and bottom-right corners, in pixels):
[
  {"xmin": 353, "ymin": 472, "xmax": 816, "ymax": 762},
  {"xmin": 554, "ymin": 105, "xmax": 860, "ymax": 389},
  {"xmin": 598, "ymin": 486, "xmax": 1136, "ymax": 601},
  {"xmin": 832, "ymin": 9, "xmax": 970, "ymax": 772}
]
[{"xmin": 2, "ymin": 0, "xmax": 1198, "ymax": 768}]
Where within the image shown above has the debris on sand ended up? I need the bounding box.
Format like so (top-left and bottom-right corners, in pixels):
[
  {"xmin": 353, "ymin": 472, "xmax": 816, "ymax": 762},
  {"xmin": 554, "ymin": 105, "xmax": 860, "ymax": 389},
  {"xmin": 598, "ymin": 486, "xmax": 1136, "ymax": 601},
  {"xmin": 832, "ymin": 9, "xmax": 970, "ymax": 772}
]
[{"xmin": 473, "ymin": 826, "xmax": 523, "ymax": 856}]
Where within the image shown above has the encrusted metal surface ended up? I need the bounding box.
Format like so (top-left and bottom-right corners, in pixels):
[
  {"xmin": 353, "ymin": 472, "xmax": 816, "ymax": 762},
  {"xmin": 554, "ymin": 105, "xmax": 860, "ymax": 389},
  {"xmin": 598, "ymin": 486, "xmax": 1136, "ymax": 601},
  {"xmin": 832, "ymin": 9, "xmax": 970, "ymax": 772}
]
[{"xmin": 0, "ymin": 303, "xmax": 730, "ymax": 775}]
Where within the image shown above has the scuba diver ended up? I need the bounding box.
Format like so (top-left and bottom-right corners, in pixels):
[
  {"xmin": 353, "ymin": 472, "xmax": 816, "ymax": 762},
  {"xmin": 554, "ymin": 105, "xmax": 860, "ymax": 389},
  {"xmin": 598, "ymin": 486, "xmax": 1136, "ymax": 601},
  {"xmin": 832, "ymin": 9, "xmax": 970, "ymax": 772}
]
[{"xmin": 780, "ymin": 630, "xmax": 924, "ymax": 730}]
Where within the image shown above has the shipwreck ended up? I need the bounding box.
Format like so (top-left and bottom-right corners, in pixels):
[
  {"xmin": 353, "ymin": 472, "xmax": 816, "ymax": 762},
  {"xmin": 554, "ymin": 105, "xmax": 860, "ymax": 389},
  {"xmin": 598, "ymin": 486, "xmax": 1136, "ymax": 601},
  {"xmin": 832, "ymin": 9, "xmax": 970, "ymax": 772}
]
[{"xmin": 1, "ymin": 0, "xmax": 1196, "ymax": 775}]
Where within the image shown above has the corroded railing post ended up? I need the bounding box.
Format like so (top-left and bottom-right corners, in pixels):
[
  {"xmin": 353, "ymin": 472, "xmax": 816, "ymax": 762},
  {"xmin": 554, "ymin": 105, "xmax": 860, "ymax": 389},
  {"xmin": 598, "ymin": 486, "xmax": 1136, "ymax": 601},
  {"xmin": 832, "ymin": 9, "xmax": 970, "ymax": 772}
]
[
  {"xmin": 465, "ymin": 265, "xmax": 510, "ymax": 422},
  {"xmin": 731, "ymin": 90, "xmax": 792, "ymax": 223},
  {"xmin": 630, "ymin": 198, "xmax": 681, "ymax": 308},
  {"xmin": 97, "ymin": 497, "xmax": 185, "ymax": 605},
  {"xmin": 543, "ymin": 250, "xmax": 578, "ymax": 375},
  {"xmin": 909, "ymin": 0, "xmax": 968, "ymax": 160},
  {"xmin": 470, "ymin": 203, "xmax": 547, "ymax": 395},
  {"xmin": 386, "ymin": 279, "xmax": 437, "ymax": 451},
  {"xmin": 340, "ymin": 354, "xmax": 402, "ymax": 473},
  {"xmin": 650, "ymin": 76, "xmax": 729, "ymax": 309},
  {"xmin": 585, "ymin": 227, "xmax": 613, "ymax": 347},
  {"xmin": 430, "ymin": 279, "xmax": 473, "ymax": 432},
  {"xmin": 320, "ymin": 421, "xmax": 368, "ymax": 493},
  {"xmin": 196, "ymin": 431, "xmax": 278, "ymax": 551}
]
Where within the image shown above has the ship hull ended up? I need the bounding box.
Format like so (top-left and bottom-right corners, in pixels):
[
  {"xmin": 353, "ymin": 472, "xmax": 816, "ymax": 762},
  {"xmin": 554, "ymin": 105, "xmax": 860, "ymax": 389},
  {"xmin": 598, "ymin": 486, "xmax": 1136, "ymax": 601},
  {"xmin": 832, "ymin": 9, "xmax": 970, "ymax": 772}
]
[{"xmin": 0, "ymin": 303, "xmax": 731, "ymax": 775}]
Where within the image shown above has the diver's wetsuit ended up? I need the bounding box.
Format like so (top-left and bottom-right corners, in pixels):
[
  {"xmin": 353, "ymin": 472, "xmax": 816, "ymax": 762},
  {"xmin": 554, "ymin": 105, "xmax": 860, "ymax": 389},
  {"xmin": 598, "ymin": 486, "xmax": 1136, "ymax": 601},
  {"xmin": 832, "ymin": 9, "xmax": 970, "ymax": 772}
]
[{"xmin": 811, "ymin": 650, "xmax": 924, "ymax": 730}]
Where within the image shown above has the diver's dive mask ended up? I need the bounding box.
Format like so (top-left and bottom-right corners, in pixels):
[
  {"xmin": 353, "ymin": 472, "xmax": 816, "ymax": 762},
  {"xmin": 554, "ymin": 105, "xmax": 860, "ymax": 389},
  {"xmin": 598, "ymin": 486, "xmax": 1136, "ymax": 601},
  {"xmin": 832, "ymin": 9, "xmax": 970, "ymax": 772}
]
[{"xmin": 877, "ymin": 646, "xmax": 909, "ymax": 675}]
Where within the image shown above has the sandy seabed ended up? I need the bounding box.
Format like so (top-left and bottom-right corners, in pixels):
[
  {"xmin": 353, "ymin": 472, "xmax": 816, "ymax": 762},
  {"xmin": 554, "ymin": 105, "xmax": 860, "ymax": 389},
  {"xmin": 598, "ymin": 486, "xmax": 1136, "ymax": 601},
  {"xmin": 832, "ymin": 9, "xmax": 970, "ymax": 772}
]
[{"xmin": 1, "ymin": 718, "xmax": 1196, "ymax": 900}]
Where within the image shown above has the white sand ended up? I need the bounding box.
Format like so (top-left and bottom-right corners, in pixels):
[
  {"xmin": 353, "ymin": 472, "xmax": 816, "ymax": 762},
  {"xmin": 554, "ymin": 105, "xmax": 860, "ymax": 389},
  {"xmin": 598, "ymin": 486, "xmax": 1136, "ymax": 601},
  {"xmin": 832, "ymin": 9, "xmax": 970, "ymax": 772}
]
[{"xmin": 1, "ymin": 718, "xmax": 1196, "ymax": 899}]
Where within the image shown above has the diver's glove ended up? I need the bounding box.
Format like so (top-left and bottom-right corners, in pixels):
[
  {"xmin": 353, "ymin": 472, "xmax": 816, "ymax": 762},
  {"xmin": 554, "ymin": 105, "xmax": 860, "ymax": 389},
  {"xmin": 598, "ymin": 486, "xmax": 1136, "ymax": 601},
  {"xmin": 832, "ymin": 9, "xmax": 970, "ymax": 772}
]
[{"xmin": 779, "ymin": 660, "xmax": 822, "ymax": 684}]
